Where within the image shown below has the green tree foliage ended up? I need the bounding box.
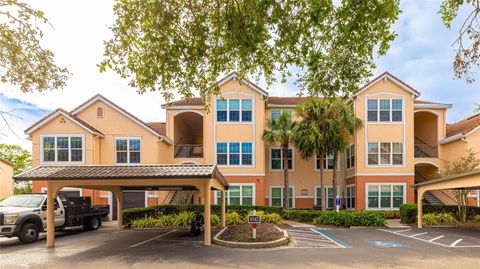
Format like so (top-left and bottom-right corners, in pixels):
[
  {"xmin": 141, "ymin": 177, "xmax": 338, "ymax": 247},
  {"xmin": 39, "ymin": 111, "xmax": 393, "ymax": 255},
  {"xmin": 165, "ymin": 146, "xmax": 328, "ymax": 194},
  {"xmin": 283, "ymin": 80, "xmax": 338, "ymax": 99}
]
[
  {"xmin": 439, "ymin": 0, "xmax": 480, "ymax": 82},
  {"xmin": 437, "ymin": 149, "xmax": 480, "ymax": 222},
  {"xmin": 100, "ymin": 0, "xmax": 400, "ymax": 102},
  {"xmin": 0, "ymin": 0, "xmax": 70, "ymax": 92},
  {"xmin": 0, "ymin": 143, "xmax": 32, "ymax": 194},
  {"xmin": 263, "ymin": 112, "xmax": 298, "ymax": 210}
]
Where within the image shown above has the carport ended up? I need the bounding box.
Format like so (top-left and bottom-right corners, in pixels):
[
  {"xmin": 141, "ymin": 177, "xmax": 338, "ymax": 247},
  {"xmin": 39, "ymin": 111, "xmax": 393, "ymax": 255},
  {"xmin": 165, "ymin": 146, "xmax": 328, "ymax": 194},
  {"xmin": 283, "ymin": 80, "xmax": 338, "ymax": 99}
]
[
  {"xmin": 14, "ymin": 164, "xmax": 229, "ymax": 247},
  {"xmin": 415, "ymin": 170, "xmax": 480, "ymax": 228}
]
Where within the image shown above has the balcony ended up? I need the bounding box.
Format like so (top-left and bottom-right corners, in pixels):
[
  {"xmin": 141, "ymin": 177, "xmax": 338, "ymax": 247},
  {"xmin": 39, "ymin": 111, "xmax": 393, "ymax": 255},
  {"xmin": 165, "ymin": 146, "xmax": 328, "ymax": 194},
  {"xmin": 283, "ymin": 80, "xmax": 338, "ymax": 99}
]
[
  {"xmin": 414, "ymin": 143, "xmax": 438, "ymax": 158},
  {"xmin": 175, "ymin": 144, "xmax": 203, "ymax": 158}
]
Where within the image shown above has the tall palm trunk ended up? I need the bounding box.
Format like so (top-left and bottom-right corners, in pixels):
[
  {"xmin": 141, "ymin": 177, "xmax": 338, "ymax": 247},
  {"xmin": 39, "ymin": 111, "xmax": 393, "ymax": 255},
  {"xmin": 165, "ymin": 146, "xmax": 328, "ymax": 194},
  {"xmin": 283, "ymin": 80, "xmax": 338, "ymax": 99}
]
[
  {"xmin": 282, "ymin": 144, "xmax": 290, "ymax": 210},
  {"xmin": 332, "ymin": 152, "xmax": 338, "ymax": 210},
  {"xmin": 319, "ymin": 153, "xmax": 326, "ymax": 211}
]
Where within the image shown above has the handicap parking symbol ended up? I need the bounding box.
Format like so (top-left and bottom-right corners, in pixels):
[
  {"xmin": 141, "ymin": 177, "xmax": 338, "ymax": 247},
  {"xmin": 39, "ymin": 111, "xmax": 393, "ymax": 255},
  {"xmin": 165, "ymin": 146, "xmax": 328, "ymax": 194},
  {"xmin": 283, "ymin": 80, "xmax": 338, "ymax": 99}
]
[{"xmin": 365, "ymin": 241, "xmax": 408, "ymax": 248}]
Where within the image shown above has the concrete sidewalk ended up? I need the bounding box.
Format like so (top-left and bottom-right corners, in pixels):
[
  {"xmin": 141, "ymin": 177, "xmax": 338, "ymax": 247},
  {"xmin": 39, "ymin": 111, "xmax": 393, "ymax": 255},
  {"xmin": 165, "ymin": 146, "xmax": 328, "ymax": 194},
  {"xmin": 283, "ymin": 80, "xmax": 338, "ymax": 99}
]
[{"xmin": 386, "ymin": 219, "xmax": 411, "ymax": 228}]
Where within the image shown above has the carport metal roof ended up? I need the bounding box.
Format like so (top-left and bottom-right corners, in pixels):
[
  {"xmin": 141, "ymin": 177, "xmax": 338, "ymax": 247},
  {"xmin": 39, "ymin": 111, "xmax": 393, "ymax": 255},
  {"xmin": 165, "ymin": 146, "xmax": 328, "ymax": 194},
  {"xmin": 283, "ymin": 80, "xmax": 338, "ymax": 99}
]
[
  {"xmin": 413, "ymin": 169, "xmax": 480, "ymax": 190},
  {"xmin": 14, "ymin": 164, "xmax": 229, "ymax": 188}
]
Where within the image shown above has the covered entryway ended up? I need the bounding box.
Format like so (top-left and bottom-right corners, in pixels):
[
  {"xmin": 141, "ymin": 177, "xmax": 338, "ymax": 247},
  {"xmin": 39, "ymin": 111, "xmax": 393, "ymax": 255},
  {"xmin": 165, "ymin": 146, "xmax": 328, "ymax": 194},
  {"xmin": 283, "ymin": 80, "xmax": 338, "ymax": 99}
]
[
  {"xmin": 415, "ymin": 170, "xmax": 480, "ymax": 228},
  {"xmin": 14, "ymin": 164, "xmax": 228, "ymax": 247}
]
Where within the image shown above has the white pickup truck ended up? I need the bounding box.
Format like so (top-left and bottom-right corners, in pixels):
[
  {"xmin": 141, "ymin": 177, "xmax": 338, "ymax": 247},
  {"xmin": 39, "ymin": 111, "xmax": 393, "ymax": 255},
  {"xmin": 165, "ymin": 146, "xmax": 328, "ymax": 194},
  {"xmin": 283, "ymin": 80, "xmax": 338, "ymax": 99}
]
[{"xmin": 0, "ymin": 193, "xmax": 109, "ymax": 243}]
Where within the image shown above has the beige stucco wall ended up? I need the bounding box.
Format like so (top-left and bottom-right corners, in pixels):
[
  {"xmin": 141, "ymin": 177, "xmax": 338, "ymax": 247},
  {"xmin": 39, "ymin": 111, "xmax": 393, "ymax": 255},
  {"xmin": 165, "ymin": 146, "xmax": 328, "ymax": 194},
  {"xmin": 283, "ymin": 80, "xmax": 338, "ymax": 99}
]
[
  {"xmin": 0, "ymin": 160, "xmax": 14, "ymax": 200},
  {"xmin": 353, "ymin": 79, "xmax": 415, "ymax": 175}
]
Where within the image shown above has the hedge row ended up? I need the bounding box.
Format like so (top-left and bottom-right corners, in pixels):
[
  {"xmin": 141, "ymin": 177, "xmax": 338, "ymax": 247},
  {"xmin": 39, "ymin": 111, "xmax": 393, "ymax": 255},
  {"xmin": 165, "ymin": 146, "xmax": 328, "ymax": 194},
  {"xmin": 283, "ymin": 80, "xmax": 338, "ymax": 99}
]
[
  {"xmin": 400, "ymin": 204, "xmax": 480, "ymax": 224},
  {"xmin": 312, "ymin": 211, "xmax": 386, "ymax": 227},
  {"xmin": 122, "ymin": 204, "xmax": 283, "ymax": 225}
]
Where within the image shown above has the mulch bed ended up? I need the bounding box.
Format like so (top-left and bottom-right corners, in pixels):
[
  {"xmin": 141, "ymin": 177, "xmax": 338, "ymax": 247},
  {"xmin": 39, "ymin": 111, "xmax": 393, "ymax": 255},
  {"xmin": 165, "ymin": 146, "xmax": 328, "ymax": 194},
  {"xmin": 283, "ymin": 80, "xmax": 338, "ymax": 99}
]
[{"xmin": 219, "ymin": 224, "xmax": 284, "ymax": 243}]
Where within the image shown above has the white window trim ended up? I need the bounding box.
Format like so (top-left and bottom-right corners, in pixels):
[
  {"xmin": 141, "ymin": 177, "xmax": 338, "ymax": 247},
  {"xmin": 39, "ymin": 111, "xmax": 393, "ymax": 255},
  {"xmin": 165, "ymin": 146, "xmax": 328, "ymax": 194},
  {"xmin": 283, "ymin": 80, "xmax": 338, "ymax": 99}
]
[
  {"xmin": 367, "ymin": 142, "xmax": 404, "ymax": 167},
  {"xmin": 270, "ymin": 109, "xmax": 292, "ymax": 120},
  {"xmin": 314, "ymin": 185, "xmax": 339, "ymax": 208},
  {"xmin": 215, "ymin": 97, "xmax": 254, "ymax": 124},
  {"xmin": 269, "ymin": 185, "xmax": 295, "ymax": 208},
  {"xmin": 214, "ymin": 183, "xmax": 256, "ymax": 206},
  {"xmin": 366, "ymin": 98, "xmax": 404, "ymax": 123},
  {"xmin": 269, "ymin": 147, "xmax": 295, "ymax": 172},
  {"xmin": 114, "ymin": 137, "xmax": 142, "ymax": 165},
  {"xmin": 345, "ymin": 184, "xmax": 355, "ymax": 210},
  {"xmin": 365, "ymin": 182, "xmax": 406, "ymax": 210},
  {"xmin": 40, "ymin": 134, "xmax": 86, "ymax": 165},
  {"xmin": 346, "ymin": 144, "xmax": 355, "ymax": 170},
  {"xmin": 314, "ymin": 153, "xmax": 336, "ymax": 171},
  {"xmin": 216, "ymin": 142, "xmax": 255, "ymax": 168}
]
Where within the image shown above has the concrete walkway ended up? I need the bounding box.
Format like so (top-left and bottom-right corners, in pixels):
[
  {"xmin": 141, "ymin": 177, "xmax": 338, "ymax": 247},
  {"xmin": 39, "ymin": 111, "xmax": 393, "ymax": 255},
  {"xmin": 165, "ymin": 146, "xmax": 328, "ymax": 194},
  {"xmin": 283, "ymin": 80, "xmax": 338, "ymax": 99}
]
[
  {"xmin": 386, "ymin": 218, "xmax": 411, "ymax": 228},
  {"xmin": 284, "ymin": 220, "xmax": 316, "ymax": 228}
]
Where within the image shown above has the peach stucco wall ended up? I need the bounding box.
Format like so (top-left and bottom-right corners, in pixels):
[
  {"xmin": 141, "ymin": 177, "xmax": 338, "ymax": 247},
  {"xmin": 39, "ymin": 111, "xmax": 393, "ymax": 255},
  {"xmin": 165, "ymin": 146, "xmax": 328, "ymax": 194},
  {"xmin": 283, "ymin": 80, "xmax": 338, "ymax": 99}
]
[{"xmin": 0, "ymin": 160, "xmax": 14, "ymax": 200}]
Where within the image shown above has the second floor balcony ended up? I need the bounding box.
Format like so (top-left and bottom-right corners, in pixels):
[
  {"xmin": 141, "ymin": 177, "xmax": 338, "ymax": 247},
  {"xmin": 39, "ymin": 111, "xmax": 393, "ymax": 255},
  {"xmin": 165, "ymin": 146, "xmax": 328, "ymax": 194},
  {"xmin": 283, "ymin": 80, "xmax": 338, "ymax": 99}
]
[{"xmin": 175, "ymin": 144, "xmax": 203, "ymax": 158}]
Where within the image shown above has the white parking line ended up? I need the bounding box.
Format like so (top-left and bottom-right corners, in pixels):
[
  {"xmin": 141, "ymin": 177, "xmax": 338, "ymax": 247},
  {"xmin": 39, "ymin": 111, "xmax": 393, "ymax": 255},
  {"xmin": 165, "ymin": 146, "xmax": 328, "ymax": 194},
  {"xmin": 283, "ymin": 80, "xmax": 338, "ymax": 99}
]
[
  {"xmin": 394, "ymin": 229, "xmax": 412, "ymax": 233},
  {"xmin": 129, "ymin": 230, "xmax": 177, "ymax": 248},
  {"xmin": 428, "ymin": 235, "xmax": 444, "ymax": 242},
  {"xmin": 410, "ymin": 232, "xmax": 428, "ymax": 237},
  {"xmin": 450, "ymin": 239, "xmax": 463, "ymax": 247}
]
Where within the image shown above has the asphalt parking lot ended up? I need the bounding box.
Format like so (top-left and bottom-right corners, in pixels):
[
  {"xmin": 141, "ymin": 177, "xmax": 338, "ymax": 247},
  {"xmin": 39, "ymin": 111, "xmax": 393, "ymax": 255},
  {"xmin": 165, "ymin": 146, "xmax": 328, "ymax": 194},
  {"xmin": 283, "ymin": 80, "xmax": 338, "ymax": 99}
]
[{"xmin": 1, "ymin": 222, "xmax": 480, "ymax": 268}]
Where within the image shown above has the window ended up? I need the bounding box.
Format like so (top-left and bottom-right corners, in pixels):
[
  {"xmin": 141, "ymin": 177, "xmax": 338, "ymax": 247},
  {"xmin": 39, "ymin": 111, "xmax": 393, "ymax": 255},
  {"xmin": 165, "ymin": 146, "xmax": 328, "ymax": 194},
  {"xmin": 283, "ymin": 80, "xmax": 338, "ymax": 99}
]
[
  {"xmin": 116, "ymin": 138, "xmax": 141, "ymax": 164},
  {"xmin": 346, "ymin": 185, "xmax": 355, "ymax": 209},
  {"xmin": 346, "ymin": 144, "xmax": 355, "ymax": 169},
  {"xmin": 42, "ymin": 135, "xmax": 84, "ymax": 163},
  {"xmin": 96, "ymin": 107, "xmax": 103, "ymax": 117},
  {"xmin": 270, "ymin": 148, "xmax": 293, "ymax": 170},
  {"xmin": 368, "ymin": 142, "xmax": 403, "ymax": 165},
  {"xmin": 216, "ymin": 142, "xmax": 253, "ymax": 166},
  {"xmin": 271, "ymin": 109, "xmax": 292, "ymax": 121},
  {"xmin": 270, "ymin": 187, "xmax": 294, "ymax": 208},
  {"xmin": 215, "ymin": 184, "xmax": 254, "ymax": 205},
  {"xmin": 367, "ymin": 99, "xmax": 403, "ymax": 122},
  {"xmin": 216, "ymin": 98, "xmax": 253, "ymax": 122},
  {"xmin": 315, "ymin": 154, "xmax": 334, "ymax": 170},
  {"xmin": 216, "ymin": 99, "xmax": 227, "ymax": 122},
  {"xmin": 241, "ymin": 99, "xmax": 252, "ymax": 122},
  {"xmin": 315, "ymin": 186, "xmax": 334, "ymax": 208},
  {"xmin": 367, "ymin": 184, "xmax": 404, "ymax": 209}
]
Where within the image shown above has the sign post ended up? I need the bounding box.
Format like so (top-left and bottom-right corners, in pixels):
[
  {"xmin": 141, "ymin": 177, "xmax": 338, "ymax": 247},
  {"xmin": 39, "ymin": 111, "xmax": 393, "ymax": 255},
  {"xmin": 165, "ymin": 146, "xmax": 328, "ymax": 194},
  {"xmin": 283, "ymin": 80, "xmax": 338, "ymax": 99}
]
[
  {"xmin": 248, "ymin": 210, "xmax": 261, "ymax": 239},
  {"xmin": 335, "ymin": 195, "xmax": 340, "ymax": 213}
]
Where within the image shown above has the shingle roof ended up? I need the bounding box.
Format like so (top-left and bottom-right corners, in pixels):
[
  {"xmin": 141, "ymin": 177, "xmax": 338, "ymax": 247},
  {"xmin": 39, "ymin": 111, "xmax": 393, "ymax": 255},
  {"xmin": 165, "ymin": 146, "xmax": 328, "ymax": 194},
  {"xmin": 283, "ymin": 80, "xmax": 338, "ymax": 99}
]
[
  {"xmin": 146, "ymin": 122, "xmax": 166, "ymax": 136},
  {"xmin": 25, "ymin": 108, "xmax": 104, "ymax": 136},
  {"xmin": 14, "ymin": 164, "xmax": 228, "ymax": 187},
  {"xmin": 162, "ymin": 97, "xmax": 204, "ymax": 107},
  {"xmin": 446, "ymin": 113, "xmax": 480, "ymax": 138},
  {"xmin": 267, "ymin": 97, "xmax": 307, "ymax": 106}
]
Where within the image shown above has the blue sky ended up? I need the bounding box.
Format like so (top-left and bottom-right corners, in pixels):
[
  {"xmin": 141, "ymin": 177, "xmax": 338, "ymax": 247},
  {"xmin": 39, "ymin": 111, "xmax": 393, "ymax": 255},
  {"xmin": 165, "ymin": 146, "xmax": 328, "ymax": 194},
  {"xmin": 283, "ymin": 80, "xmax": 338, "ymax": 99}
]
[{"xmin": 0, "ymin": 0, "xmax": 479, "ymax": 150}]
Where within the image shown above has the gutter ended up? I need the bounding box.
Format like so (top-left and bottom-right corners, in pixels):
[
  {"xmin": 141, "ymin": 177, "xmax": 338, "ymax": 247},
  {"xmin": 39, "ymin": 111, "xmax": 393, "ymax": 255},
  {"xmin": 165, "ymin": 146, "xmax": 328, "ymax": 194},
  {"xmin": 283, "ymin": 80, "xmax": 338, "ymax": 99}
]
[{"xmin": 438, "ymin": 133, "xmax": 465, "ymax": 144}]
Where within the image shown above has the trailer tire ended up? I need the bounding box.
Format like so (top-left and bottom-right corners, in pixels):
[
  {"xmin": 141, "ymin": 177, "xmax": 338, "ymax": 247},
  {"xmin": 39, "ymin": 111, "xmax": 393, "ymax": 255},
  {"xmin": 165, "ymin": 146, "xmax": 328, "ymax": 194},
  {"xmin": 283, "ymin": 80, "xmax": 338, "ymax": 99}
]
[
  {"xmin": 83, "ymin": 216, "xmax": 100, "ymax": 231},
  {"xmin": 18, "ymin": 223, "xmax": 40, "ymax": 244}
]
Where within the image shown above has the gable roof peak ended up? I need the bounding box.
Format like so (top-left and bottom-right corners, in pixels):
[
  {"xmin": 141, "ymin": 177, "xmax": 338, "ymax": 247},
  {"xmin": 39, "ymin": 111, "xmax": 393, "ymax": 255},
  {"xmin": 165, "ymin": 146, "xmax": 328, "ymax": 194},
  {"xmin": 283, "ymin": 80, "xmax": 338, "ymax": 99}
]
[
  {"xmin": 355, "ymin": 71, "xmax": 421, "ymax": 98},
  {"xmin": 217, "ymin": 72, "xmax": 269, "ymax": 97}
]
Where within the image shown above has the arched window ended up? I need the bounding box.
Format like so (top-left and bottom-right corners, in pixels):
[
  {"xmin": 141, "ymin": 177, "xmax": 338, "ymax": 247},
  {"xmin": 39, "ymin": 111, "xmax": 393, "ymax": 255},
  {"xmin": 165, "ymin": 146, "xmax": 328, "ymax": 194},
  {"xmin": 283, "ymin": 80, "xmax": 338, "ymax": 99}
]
[{"xmin": 96, "ymin": 107, "xmax": 103, "ymax": 118}]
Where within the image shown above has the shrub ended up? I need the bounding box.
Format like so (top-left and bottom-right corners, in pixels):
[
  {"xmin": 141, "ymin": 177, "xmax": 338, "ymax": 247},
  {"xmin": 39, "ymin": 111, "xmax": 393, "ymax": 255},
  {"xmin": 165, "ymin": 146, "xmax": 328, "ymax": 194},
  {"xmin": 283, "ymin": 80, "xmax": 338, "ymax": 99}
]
[
  {"xmin": 130, "ymin": 216, "xmax": 164, "ymax": 229},
  {"xmin": 210, "ymin": 214, "xmax": 221, "ymax": 227},
  {"xmin": 423, "ymin": 213, "xmax": 457, "ymax": 226},
  {"xmin": 474, "ymin": 215, "xmax": 480, "ymax": 223},
  {"xmin": 282, "ymin": 210, "xmax": 324, "ymax": 222},
  {"xmin": 400, "ymin": 204, "xmax": 480, "ymax": 224},
  {"xmin": 381, "ymin": 210, "xmax": 401, "ymax": 219},
  {"xmin": 225, "ymin": 211, "xmax": 245, "ymax": 225},
  {"xmin": 262, "ymin": 213, "xmax": 283, "ymax": 224},
  {"xmin": 173, "ymin": 211, "xmax": 195, "ymax": 227},
  {"xmin": 312, "ymin": 211, "xmax": 386, "ymax": 227}
]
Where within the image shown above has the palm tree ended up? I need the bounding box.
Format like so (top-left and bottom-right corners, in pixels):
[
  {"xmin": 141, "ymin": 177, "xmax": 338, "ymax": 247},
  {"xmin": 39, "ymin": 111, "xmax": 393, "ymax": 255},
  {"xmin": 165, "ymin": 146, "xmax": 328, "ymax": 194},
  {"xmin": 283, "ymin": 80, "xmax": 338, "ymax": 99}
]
[
  {"xmin": 294, "ymin": 98, "xmax": 329, "ymax": 211},
  {"xmin": 262, "ymin": 112, "xmax": 297, "ymax": 210},
  {"xmin": 322, "ymin": 99, "xmax": 363, "ymax": 208}
]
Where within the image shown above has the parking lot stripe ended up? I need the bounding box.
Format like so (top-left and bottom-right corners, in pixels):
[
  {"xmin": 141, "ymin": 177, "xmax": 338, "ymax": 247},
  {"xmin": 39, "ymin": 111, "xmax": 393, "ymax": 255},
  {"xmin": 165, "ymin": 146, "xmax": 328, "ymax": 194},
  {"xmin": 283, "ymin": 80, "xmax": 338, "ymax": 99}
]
[
  {"xmin": 311, "ymin": 228, "xmax": 351, "ymax": 248},
  {"xmin": 428, "ymin": 235, "xmax": 444, "ymax": 242},
  {"xmin": 410, "ymin": 232, "xmax": 428, "ymax": 237},
  {"xmin": 394, "ymin": 229, "xmax": 412, "ymax": 233},
  {"xmin": 129, "ymin": 230, "xmax": 177, "ymax": 248},
  {"xmin": 450, "ymin": 239, "xmax": 463, "ymax": 247}
]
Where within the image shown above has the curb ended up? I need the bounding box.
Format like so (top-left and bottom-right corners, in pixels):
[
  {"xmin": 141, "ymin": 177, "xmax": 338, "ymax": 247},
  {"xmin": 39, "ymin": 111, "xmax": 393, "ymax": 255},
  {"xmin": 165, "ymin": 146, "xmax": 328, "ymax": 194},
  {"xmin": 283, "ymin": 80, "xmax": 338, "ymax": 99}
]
[{"xmin": 213, "ymin": 226, "xmax": 289, "ymax": 249}]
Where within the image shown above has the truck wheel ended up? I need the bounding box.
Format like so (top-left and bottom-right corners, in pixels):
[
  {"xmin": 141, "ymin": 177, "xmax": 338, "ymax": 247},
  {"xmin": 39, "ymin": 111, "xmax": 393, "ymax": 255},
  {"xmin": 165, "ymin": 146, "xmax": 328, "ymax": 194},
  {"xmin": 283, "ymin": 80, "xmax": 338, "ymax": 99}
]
[
  {"xmin": 18, "ymin": 223, "xmax": 40, "ymax": 244},
  {"xmin": 83, "ymin": 217, "xmax": 100, "ymax": 231}
]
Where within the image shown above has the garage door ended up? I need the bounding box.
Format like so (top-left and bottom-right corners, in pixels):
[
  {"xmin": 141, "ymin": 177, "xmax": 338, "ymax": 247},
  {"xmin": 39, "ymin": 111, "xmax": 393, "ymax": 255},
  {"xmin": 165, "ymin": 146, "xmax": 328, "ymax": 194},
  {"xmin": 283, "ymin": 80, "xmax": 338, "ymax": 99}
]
[{"xmin": 112, "ymin": 191, "xmax": 146, "ymax": 220}]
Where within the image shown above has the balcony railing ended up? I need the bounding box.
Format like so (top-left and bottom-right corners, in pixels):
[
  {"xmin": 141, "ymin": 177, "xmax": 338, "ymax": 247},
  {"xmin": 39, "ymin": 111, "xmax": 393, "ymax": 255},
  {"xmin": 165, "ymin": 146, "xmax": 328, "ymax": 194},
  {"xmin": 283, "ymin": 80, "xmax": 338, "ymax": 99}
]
[
  {"xmin": 414, "ymin": 144, "xmax": 438, "ymax": 158},
  {"xmin": 175, "ymin": 144, "xmax": 203, "ymax": 158}
]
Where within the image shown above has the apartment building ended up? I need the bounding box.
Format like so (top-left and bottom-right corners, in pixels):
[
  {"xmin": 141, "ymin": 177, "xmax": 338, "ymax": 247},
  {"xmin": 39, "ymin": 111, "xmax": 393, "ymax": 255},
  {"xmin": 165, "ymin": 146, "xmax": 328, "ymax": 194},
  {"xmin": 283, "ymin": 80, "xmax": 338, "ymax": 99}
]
[{"xmin": 25, "ymin": 72, "xmax": 480, "ymax": 216}]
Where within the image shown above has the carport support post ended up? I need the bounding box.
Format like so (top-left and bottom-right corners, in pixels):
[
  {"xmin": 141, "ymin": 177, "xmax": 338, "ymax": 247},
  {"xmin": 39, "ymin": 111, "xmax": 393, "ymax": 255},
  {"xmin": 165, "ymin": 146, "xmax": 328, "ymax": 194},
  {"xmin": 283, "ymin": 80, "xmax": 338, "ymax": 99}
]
[
  {"xmin": 114, "ymin": 189, "xmax": 123, "ymax": 230},
  {"xmin": 204, "ymin": 180, "xmax": 212, "ymax": 246},
  {"xmin": 46, "ymin": 181, "xmax": 57, "ymax": 248},
  {"xmin": 417, "ymin": 189, "xmax": 425, "ymax": 228},
  {"xmin": 221, "ymin": 190, "xmax": 226, "ymax": 228}
]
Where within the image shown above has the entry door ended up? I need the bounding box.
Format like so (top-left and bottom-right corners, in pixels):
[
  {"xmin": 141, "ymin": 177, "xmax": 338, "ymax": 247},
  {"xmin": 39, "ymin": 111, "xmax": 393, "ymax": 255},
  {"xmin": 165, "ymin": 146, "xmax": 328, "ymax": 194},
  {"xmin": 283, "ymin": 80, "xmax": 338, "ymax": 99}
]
[{"xmin": 111, "ymin": 191, "xmax": 146, "ymax": 220}]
